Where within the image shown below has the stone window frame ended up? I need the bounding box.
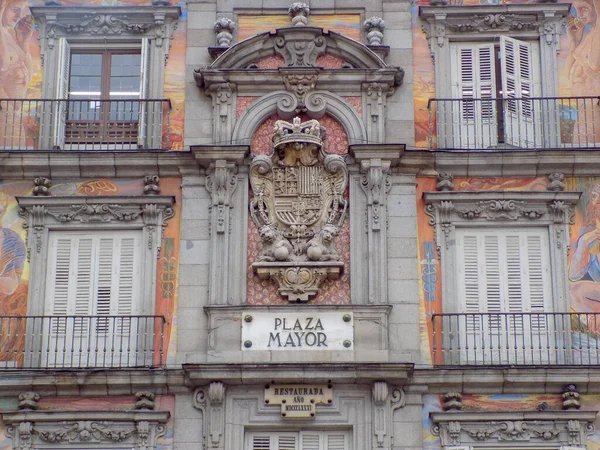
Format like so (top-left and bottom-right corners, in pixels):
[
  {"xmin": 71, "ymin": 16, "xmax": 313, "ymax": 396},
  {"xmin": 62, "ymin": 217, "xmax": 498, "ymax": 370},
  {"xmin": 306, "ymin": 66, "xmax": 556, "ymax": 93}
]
[
  {"xmin": 423, "ymin": 191, "xmax": 581, "ymax": 314},
  {"xmin": 419, "ymin": 4, "xmax": 570, "ymax": 100},
  {"xmin": 17, "ymin": 196, "xmax": 175, "ymax": 320},
  {"xmin": 30, "ymin": 6, "xmax": 180, "ymax": 149},
  {"xmin": 431, "ymin": 410, "xmax": 597, "ymax": 449},
  {"xmin": 2, "ymin": 409, "xmax": 169, "ymax": 450}
]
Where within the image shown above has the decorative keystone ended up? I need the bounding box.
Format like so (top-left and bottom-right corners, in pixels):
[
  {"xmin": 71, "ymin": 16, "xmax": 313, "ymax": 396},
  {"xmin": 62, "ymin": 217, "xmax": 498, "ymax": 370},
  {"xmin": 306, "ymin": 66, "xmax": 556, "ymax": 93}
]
[
  {"xmin": 33, "ymin": 177, "xmax": 51, "ymax": 196},
  {"xmin": 363, "ymin": 17, "xmax": 385, "ymax": 46},
  {"xmin": 214, "ymin": 17, "xmax": 235, "ymax": 47},
  {"xmin": 135, "ymin": 391, "xmax": 156, "ymax": 410},
  {"xmin": 144, "ymin": 175, "xmax": 161, "ymax": 195},
  {"xmin": 288, "ymin": 2, "xmax": 310, "ymax": 27},
  {"xmin": 18, "ymin": 392, "xmax": 40, "ymax": 410},
  {"xmin": 436, "ymin": 173, "xmax": 454, "ymax": 192},
  {"xmin": 547, "ymin": 173, "xmax": 565, "ymax": 192},
  {"xmin": 442, "ymin": 392, "xmax": 463, "ymax": 411},
  {"xmin": 563, "ymin": 384, "xmax": 581, "ymax": 410}
]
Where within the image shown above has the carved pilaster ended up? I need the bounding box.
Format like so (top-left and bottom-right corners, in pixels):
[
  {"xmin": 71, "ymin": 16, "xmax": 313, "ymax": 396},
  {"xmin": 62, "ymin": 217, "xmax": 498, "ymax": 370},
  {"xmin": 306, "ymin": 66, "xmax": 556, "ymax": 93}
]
[
  {"xmin": 194, "ymin": 147, "xmax": 247, "ymax": 305},
  {"xmin": 352, "ymin": 145, "xmax": 403, "ymax": 304},
  {"xmin": 362, "ymin": 82, "xmax": 393, "ymax": 144},
  {"xmin": 209, "ymin": 82, "xmax": 237, "ymax": 145}
]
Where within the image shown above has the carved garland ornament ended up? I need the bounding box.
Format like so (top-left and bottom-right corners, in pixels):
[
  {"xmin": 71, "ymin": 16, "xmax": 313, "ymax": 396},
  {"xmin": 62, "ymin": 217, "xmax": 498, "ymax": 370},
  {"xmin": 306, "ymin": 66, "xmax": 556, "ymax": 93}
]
[{"xmin": 250, "ymin": 117, "xmax": 348, "ymax": 302}]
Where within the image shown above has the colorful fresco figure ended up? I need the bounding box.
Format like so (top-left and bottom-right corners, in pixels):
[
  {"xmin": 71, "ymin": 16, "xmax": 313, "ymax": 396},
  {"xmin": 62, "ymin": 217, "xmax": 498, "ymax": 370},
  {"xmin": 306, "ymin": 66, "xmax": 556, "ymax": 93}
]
[
  {"xmin": 566, "ymin": 0, "xmax": 600, "ymax": 144},
  {"xmin": 0, "ymin": 0, "xmax": 33, "ymax": 147},
  {"xmin": 0, "ymin": 192, "xmax": 27, "ymax": 365},
  {"xmin": 570, "ymin": 184, "xmax": 600, "ymax": 312}
]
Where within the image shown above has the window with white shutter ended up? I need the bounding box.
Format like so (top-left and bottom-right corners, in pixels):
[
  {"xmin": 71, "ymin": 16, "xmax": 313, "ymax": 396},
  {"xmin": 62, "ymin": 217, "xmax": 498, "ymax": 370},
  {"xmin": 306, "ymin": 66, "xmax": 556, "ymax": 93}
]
[
  {"xmin": 455, "ymin": 228, "xmax": 553, "ymax": 364},
  {"xmin": 246, "ymin": 431, "xmax": 351, "ymax": 450},
  {"xmin": 43, "ymin": 230, "xmax": 142, "ymax": 368},
  {"xmin": 449, "ymin": 38, "xmax": 541, "ymax": 149}
]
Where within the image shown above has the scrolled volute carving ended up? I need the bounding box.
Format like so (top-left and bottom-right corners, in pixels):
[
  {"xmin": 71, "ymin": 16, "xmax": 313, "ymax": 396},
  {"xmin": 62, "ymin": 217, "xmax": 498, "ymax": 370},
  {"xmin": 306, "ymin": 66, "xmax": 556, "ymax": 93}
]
[{"xmin": 250, "ymin": 117, "xmax": 348, "ymax": 302}]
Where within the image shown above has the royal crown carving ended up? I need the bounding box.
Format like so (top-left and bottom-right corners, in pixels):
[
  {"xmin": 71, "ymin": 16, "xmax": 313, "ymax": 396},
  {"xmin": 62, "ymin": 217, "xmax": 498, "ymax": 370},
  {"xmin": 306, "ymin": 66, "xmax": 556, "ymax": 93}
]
[{"xmin": 250, "ymin": 117, "xmax": 348, "ymax": 302}]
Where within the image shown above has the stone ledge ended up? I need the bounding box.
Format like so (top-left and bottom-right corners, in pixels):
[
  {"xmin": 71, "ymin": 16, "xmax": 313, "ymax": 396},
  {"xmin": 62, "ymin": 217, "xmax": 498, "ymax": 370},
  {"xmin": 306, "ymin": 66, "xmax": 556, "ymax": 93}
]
[
  {"xmin": 183, "ymin": 363, "xmax": 414, "ymax": 386},
  {"xmin": 413, "ymin": 367, "xmax": 600, "ymax": 394}
]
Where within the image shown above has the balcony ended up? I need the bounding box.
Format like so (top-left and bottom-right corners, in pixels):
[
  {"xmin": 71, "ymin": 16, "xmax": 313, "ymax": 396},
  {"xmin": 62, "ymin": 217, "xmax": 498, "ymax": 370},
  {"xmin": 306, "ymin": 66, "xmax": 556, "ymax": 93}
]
[
  {"xmin": 0, "ymin": 99, "xmax": 171, "ymax": 151},
  {"xmin": 432, "ymin": 312, "xmax": 600, "ymax": 366},
  {"xmin": 0, "ymin": 315, "xmax": 165, "ymax": 369},
  {"xmin": 428, "ymin": 96, "xmax": 600, "ymax": 150}
]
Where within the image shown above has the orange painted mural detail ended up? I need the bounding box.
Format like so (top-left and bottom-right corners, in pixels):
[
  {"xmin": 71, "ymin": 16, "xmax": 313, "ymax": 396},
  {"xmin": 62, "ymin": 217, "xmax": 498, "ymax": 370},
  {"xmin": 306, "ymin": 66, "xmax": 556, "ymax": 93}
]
[
  {"xmin": 76, "ymin": 179, "xmax": 120, "ymax": 196},
  {"xmin": 237, "ymin": 14, "xmax": 361, "ymax": 41}
]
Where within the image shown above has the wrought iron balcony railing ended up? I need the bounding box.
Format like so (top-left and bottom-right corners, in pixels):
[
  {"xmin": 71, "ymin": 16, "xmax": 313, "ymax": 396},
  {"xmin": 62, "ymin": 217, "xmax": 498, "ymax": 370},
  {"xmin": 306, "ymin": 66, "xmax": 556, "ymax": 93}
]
[
  {"xmin": 0, "ymin": 98, "xmax": 171, "ymax": 151},
  {"xmin": 0, "ymin": 315, "xmax": 165, "ymax": 369},
  {"xmin": 432, "ymin": 312, "xmax": 600, "ymax": 366},
  {"xmin": 428, "ymin": 96, "xmax": 600, "ymax": 150}
]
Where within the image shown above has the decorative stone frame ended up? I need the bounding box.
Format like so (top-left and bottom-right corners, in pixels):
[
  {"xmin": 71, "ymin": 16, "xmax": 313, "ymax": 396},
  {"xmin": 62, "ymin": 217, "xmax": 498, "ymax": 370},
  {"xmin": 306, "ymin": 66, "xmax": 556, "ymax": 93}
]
[
  {"xmin": 17, "ymin": 196, "xmax": 175, "ymax": 318},
  {"xmin": 431, "ymin": 411, "xmax": 597, "ymax": 448},
  {"xmin": 192, "ymin": 381, "xmax": 407, "ymax": 450},
  {"xmin": 419, "ymin": 4, "xmax": 569, "ymax": 99},
  {"xmin": 423, "ymin": 191, "xmax": 581, "ymax": 314},
  {"xmin": 419, "ymin": 4, "xmax": 570, "ymax": 149},
  {"xmin": 30, "ymin": 6, "xmax": 181, "ymax": 149},
  {"xmin": 2, "ymin": 410, "xmax": 169, "ymax": 450}
]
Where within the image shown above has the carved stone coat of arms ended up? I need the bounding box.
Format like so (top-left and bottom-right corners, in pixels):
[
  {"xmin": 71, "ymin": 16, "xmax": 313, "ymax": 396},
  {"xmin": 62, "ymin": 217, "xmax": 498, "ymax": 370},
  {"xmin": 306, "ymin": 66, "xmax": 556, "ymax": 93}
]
[{"xmin": 249, "ymin": 117, "xmax": 348, "ymax": 302}]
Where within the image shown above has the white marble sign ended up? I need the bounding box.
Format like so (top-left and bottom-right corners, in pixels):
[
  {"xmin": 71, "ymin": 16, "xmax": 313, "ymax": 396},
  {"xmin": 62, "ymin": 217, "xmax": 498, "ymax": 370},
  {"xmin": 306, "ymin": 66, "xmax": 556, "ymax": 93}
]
[{"xmin": 242, "ymin": 311, "xmax": 354, "ymax": 350}]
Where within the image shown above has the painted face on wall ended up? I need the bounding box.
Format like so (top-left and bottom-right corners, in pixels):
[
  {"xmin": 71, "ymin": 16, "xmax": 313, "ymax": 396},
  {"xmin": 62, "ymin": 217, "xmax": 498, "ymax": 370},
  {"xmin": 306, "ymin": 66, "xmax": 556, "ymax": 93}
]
[
  {"xmin": 2, "ymin": 1, "xmax": 28, "ymax": 28},
  {"xmin": 573, "ymin": 0, "xmax": 597, "ymax": 26}
]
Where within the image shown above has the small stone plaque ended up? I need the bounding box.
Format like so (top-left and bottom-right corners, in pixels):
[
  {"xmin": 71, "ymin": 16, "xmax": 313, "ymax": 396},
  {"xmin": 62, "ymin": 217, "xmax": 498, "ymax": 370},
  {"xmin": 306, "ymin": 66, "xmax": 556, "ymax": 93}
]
[
  {"xmin": 264, "ymin": 384, "xmax": 333, "ymax": 418},
  {"xmin": 241, "ymin": 311, "xmax": 353, "ymax": 350}
]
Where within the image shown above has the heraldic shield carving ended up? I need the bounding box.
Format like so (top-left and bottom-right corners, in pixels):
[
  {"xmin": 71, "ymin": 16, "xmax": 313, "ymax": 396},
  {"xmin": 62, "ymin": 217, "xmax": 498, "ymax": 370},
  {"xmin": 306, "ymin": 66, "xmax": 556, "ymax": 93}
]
[{"xmin": 249, "ymin": 117, "xmax": 348, "ymax": 302}]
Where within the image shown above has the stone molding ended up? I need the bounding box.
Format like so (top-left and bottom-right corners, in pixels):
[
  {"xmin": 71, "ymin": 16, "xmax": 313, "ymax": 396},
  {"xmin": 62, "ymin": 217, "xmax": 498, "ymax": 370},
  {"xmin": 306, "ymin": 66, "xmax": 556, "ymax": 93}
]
[
  {"xmin": 193, "ymin": 382, "xmax": 226, "ymax": 449},
  {"xmin": 232, "ymin": 90, "xmax": 368, "ymax": 146},
  {"xmin": 2, "ymin": 410, "xmax": 169, "ymax": 450},
  {"xmin": 431, "ymin": 411, "xmax": 597, "ymax": 447},
  {"xmin": 424, "ymin": 191, "xmax": 581, "ymax": 314}
]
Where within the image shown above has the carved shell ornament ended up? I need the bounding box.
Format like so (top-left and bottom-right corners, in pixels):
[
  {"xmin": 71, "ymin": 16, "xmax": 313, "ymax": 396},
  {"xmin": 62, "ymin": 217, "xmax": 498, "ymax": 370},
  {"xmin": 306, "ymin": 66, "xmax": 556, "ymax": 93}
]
[{"xmin": 249, "ymin": 117, "xmax": 348, "ymax": 302}]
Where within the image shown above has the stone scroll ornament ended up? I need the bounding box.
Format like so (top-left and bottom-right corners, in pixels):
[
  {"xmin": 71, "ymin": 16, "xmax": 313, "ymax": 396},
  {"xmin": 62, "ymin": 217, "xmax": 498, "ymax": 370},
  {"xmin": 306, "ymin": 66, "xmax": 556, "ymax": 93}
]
[{"xmin": 249, "ymin": 117, "xmax": 348, "ymax": 302}]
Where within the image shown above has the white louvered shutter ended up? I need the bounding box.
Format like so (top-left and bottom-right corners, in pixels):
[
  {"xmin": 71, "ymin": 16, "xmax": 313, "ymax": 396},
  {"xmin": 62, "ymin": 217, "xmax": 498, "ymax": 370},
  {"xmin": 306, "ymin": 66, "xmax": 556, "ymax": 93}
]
[
  {"xmin": 450, "ymin": 43, "xmax": 497, "ymax": 149},
  {"xmin": 138, "ymin": 38, "xmax": 151, "ymax": 148},
  {"xmin": 247, "ymin": 431, "xmax": 350, "ymax": 450},
  {"xmin": 456, "ymin": 228, "xmax": 552, "ymax": 364},
  {"xmin": 500, "ymin": 36, "xmax": 541, "ymax": 148},
  {"xmin": 44, "ymin": 231, "xmax": 142, "ymax": 367},
  {"xmin": 53, "ymin": 38, "xmax": 71, "ymax": 149}
]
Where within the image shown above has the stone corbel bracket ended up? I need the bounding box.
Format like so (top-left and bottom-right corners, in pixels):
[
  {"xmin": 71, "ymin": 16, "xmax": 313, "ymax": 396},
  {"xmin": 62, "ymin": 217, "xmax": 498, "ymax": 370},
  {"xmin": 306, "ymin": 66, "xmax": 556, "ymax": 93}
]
[
  {"xmin": 431, "ymin": 411, "xmax": 597, "ymax": 447},
  {"xmin": 3, "ymin": 410, "xmax": 169, "ymax": 450},
  {"xmin": 192, "ymin": 383, "xmax": 226, "ymax": 450}
]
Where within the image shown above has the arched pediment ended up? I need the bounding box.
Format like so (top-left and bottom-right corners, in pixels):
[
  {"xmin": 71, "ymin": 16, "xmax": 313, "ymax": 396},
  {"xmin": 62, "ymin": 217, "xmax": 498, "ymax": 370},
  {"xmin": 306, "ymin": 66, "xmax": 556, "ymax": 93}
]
[{"xmin": 210, "ymin": 26, "xmax": 388, "ymax": 70}]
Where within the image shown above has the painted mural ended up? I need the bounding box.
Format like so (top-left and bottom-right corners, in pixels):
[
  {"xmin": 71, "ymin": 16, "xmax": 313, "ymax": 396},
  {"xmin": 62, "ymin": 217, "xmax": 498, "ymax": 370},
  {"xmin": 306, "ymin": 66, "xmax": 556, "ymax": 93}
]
[
  {"xmin": 412, "ymin": 0, "xmax": 600, "ymax": 148},
  {"xmin": 0, "ymin": 0, "xmax": 186, "ymax": 150},
  {"xmin": 237, "ymin": 14, "xmax": 361, "ymax": 41},
  {"xmin": 0, "ymin": 178, "xmax": 181, "ymax": 367},
  {"xmin": 422, "ymin": 393, "xmax": 600, "ymax": 449}
]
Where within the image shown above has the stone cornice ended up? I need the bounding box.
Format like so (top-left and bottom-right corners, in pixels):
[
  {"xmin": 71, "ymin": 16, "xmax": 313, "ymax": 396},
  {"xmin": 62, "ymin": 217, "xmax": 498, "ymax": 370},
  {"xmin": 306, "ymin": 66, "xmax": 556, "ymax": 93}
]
[
  {"xmin": 183, "ymin": 363, "xmax": 414, "ymax": 386},
  {"xmin": 191, "ymin": 145, "xmax": 249, "ymax": 166},
  {"xmin": 2, "ymin": 410, "xmax": 170, "ymax": 424},
  {"xmin": 399, "ymin": 150, "xmax": 600, "ymax": 178},
  {"xmin": 412, "ymin": 367, "xmax": 600, "ymax": 394},
  {"xmin": 0, "ymin": 151, "xmax": 197, "ymax": 179},
  {"xmin": 419, "ymin": 3, "xmax": 570, "ymax": 22},
  {"xmin": 350, "ymin": 144, "xmax": 405, "ymax": 164}
]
